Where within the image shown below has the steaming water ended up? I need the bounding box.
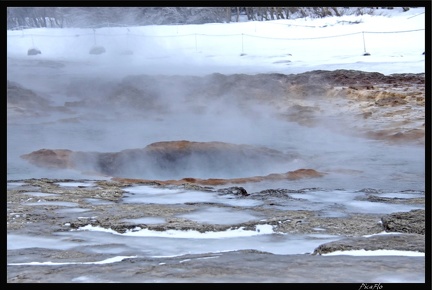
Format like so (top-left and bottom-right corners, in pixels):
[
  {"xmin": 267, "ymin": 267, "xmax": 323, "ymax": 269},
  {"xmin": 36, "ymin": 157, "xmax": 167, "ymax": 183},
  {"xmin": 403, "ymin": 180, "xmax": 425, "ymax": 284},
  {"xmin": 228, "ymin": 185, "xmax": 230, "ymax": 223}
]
[
  {"xmin": 7, "ymin": 112, "xmax": 425, "ymax": 192},
  {"xmin": 7, "ymin": 55, "xmax": 424, "ymax": 192},
  {"xmin": 7, "ymin": 56, "xmax": 425, "ymax": 283}
]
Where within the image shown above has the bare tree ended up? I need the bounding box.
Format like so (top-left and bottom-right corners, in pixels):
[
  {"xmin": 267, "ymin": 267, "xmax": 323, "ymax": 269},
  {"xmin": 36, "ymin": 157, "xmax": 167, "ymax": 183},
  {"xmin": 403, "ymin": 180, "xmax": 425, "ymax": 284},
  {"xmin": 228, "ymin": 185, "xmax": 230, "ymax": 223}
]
[
  {"xmin": 245, "ymin": 7, "xmax": 255, "ymax": 20},
  {"xmin": 6, "ymin": 7, "xmax": 394, "ymax": 29},
  {"xmin": 235, "ymin": 7, "xmax": 240, "ymax": 22},
  {"xmin": 225, "ymin": 7, "xmax": 231, "ymax": 23}
]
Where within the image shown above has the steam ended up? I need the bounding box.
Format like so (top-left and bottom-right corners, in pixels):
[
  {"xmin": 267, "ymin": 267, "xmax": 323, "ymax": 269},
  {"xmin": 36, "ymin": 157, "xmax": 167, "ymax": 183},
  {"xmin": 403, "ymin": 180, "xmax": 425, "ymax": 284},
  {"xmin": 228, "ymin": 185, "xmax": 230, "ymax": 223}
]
[{"xmin": 7, "ymin": 55, "xmax": 424, "ymax": 192}]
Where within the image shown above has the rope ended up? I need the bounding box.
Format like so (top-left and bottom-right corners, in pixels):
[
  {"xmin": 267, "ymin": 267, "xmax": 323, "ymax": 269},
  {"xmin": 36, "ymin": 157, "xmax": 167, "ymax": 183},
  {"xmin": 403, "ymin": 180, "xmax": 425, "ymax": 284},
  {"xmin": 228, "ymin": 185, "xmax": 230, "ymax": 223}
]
[
  {"xmin": 362, "ymin": 28, "xmax": 425, "ymax": 34},
  {"xmin": 7, "ymin": 26, "xmax": 424, "ymax": 56},
  {"xmin": 7, "ymin": 28, "xmax": 424, "ymax": 40},
  {"xmin": 407, "ymin": 11, "xmax": 425, "ymax": 19},
  {"xmin": 242, "ymin": 32, "xmax": 361, "ymax": 40}
]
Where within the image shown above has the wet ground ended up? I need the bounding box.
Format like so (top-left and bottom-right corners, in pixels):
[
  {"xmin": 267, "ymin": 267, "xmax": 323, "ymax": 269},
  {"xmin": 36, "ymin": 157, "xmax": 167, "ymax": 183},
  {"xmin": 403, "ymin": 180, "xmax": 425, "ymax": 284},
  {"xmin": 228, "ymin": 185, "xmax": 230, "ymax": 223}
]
[
  {"xmin": 7, "ymin": 178, "xmax": 425, "ymax": 283},
  {"xmin": 7, "ymin": 252, "xmax": 425, "ymax": 283}
]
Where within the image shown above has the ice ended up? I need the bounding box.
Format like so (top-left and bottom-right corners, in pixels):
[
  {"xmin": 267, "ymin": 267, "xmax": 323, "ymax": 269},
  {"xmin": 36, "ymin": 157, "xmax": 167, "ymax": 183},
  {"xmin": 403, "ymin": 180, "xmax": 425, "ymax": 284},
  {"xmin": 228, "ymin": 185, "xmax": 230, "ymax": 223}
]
[
  {"xmin": 343, "ymin": 199, "xmax": 424, "ymax": 214},
  {"xmin": 55, "ymin": 207, "xmax": 91, "ymax": 213},
  {"xmin": 177, "ymin": 207, "xmax": 263, "ymax": 225},
  {"xmin": 290, "ymin": 190, "xmax": 424, "ymax": 214},
  {"xmin": 7, "ymin": 234, "xmax": 93, "ymax": 250},
  {"xmin": 122, "ymin": 186, "xmax": 263, "ymax": 207},
  {"xmin": 124, "ymin": 185, "xmax": 185, "ymax": 195},
  {"xmin": 26, "ymin": 201, "xmax": 80, "ymax": 207},
  {"xmin": 322, "ymin": 249, "xmax": 424, "ymax": 256},
  {"xmin": 7, "ymin": 182, "xmax": 25, "ymax": 190},
  {"xmin": 8, "ymin": 256, "xmax": 137, "ymax": 266},
  {"xmin": 61, "ymin": 225, "xmax": 342, "ymax": 256},
  {"xmin": 84, "ymin": 198, "xmax": 115, "ymax": 205},
  {"xmin": 21, "ymin": 192, "xmax": 59, "ymax": 197},
  {"xmin": 55, "ymin": 181, "xmax": 98, "ymax": 187},
  {"xmin": 122, "ymin": 217, "xmax": 166, "ymax": 224},
  {"xmin": 375, "ymin": 192, "xmax": 424, "ymax": 199},
  {"xmin": 8, "ymin": 225, "xmax": 341, "ymax": 256}
]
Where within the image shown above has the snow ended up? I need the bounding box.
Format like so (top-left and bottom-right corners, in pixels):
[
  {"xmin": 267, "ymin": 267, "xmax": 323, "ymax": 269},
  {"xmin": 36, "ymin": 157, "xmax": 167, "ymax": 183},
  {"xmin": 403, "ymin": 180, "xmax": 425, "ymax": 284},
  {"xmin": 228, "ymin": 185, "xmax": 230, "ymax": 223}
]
[
  {"xmin": 22, "ymin": 191, "xmax": 59, "ymax": 197},
  {"xmin": 6, "ymin": 7, "xmax": 426, "ymax": 76},
  {"xmin": 362, "ymin": 231, "xmax": 404, "ymax": 237},
  {"xmin": 322, "ymin": 249, "xmax": 424, "ymax": 257},
  {"xmin": 9, "ymin": 249, "xmax": 422, "ymax": 266},
  {"xmin": 8, "ymin": 256, "xmax": 137, "ymax": 266},
  {"xmin": 77, "ymin": 223, "xmax": 276, "ymax": 238},
  {"xmin": 317, "ymin": 231, "xmax": 426, "ymax": 257},
  {"xmin": 54, "ymin": 181, "xmax": 98, "ymax": 187}
]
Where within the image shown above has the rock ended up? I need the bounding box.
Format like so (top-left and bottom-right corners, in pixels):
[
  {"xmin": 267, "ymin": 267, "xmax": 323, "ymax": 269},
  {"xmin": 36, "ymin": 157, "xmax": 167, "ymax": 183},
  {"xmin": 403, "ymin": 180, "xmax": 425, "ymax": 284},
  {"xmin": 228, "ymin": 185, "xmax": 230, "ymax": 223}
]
[
  {"xmin": 59, "ymin": 70, "xmax": 424, "ymax": 144},
  {"xmin": 89, "ymin": 46, "xmax": 106, "ymax": 55},
  {"xmin": 27, "ymin": 48, "xmax": 41, "ymax": 55},
  {"xmin": 313, "ymin": 233, "xmax": 425, "ymax": 255},
  {"xmin": 21, "ymin": 140, "xmax": 307, "ymax": 181},
  {"xmin": 217, "ymin": 187, "xmax": 249, "ymax": 196},
  {"xmin": 375, "ymin": 94, "xmax": 408, "ymax": 106},
  {"xmin": 7, "ymin": 177, "xmax": 426, "ymax": 283},
  {"xmin": 136, "ymin": 72, "xmax": 422, "ymax": 143},
  {"xmin": 21, "ymin": 149, "xmax": 73, "ymax": 169},
  {"xmin": 361, "ymin": 194, "xmax": 424, "ymax": 205},
  {"xmin": 7, "ymin": 81, "xmax": 50, "ymax": 108},
  {"xmin": 7, "ymin": 81, "xmax": 72, "ymax": 118},
  {"xmin": 381, "ymin": 209, "xmax": 425, "ymax": 235},
  {"xmin": 7, "ymin": 66, "xmax": 427, "ymax": 283},
  {"xmin": 7, "ymin": 250, "xmax": 425, "ymax": 283},
  {"xmin": 111, "ymin": 168, "xmax": 324, "ymax": 186},
  {"xmin": 255, "ymin": 188, "xmax": 302, "ymax": 197}
]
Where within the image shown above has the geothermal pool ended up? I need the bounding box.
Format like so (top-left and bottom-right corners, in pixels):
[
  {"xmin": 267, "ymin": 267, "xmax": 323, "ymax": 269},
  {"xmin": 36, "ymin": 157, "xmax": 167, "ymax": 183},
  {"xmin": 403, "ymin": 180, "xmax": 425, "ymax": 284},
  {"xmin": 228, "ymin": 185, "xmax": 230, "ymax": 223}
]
[{"xmin": 7, "ymin": 57, "xmax": 425, "ymax": 283}]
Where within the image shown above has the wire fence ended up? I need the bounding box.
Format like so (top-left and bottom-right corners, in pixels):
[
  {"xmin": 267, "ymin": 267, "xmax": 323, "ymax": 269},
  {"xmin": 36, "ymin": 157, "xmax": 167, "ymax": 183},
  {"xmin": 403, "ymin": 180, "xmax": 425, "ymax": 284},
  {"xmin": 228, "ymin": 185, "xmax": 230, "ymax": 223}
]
[
  {"xmin": 7, "ymin": 27, "xmax": 425, "ymax": 39},
  {"xmin": 7, "ymin": 26, "xmax": 425, "ymax": 57}
]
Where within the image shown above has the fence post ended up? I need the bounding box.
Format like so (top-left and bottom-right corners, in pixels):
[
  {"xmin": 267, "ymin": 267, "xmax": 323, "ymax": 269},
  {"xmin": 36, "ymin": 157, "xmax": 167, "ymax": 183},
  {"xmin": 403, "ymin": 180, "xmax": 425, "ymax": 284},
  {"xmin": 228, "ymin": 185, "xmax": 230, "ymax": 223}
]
[
  {"xmin": 93, "ymin": 28, "xmax": 97, "ymax": 45},
  {"xmin": 240, "ymin": 33, "xmax": 247, "ymax": 56},
  {"xmin": 362, "ymin": 31, "xmax": 370, "ymax": 56},
  {"xmin": 242, "ymin": 33, "xmax": 244, "ymax": 54}
]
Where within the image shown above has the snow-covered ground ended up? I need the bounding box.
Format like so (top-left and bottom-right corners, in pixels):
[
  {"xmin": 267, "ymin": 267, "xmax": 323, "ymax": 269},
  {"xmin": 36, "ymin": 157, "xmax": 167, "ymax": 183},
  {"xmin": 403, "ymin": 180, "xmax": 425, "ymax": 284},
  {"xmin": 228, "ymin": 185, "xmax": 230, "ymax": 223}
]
[{"xmin": 7, "ymin": 7, "xmax": 426, "ymax": 76}]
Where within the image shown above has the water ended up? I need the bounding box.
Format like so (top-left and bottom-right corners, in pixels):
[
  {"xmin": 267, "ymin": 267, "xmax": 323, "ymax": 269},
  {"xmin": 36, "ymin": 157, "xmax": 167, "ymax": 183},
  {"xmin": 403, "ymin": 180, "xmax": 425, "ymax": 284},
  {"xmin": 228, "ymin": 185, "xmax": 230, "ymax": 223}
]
[
  {"xmin": 7, "ymin": 55, "xmax": 425, "ymax": 192},
  {"xmin": 7, "ymin": 57, "xmax": 425, "ymax": 283},
  {"xmin": 7, "ymin": 115, "xmax": 425, "ymax": 192}
]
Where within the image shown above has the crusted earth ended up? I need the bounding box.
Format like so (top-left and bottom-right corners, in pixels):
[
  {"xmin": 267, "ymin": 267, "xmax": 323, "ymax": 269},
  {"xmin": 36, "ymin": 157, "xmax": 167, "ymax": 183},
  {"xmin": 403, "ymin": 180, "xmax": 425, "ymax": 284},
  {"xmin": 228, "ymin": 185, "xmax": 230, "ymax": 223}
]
[
  {"xmin": 7, "ymin": 178, "xmax": 425, "ymax": 282},
  {"xmin": 8, "ymin": 70, "xmax": 425, "ymax": 146}
]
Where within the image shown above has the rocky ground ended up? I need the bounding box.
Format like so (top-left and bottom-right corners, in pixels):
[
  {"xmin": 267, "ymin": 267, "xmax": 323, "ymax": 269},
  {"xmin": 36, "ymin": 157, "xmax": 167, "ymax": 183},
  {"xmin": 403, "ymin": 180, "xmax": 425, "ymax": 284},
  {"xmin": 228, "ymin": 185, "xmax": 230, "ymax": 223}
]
[
  {"xmin": 7, "ymin": 68, "xmax": 426, "ymax": 283},
  {"xmin": 7, "ymin": 177, "xmax": 425, "ymax": 283},
  {"xmin": 7, "ymin": 68, "xmax": 425, "ymax": 145}
]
